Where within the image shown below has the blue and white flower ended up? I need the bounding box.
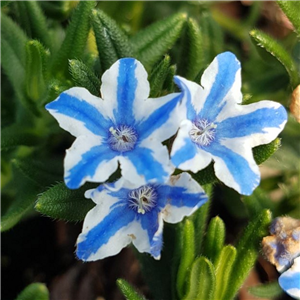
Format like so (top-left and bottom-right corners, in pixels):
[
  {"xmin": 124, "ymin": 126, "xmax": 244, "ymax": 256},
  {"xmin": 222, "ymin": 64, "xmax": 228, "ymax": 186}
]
[
  {"xmin": 171, "ymin": 52, "xmax": 287, "ymax": 195},
  {"xmin": 46, "ymin": 58, "xmax": 182, "ymax": 189},
  {"xmin": 76, "ymin": 172, "xmax": 207, "ymax": 260},
  {"xmin": 279, "ymin": 257, "xmax": 300, "ymax": 299}
]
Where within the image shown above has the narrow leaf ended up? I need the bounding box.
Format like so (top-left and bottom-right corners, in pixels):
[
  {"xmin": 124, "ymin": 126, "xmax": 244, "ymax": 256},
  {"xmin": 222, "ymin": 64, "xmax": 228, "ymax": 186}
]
[
  {"xmin": 250, "ymin": 29, "xmax": 299, "ymax": 88},
  {"xmin": 35, "ymin": 182, "xmax": 96, "ymax": 222},
  {"xmin": 253, "ymin": 138, "xmax": 281, "ymax": 165},
  {"xmin": 116, "ymin": 279, "xmax": 146, "ymax": 300},
  {"xmin": 183, "ymin": 256, "xmax": 216, "ymax": 300},
  {"xmin": 223, "ymin": 209, "xmax": 272, "ymax": 300},
  {"xmin": 1, "ymin": 124, "xmax": 40, "ymax": 151},
  {"xmin": 15, "ymin": 283, "xmax": 49, "ymax": 300},
  {"xmin": 14, "ymin": 1, "xmax": 52, "ymax": 49},
  {"xmin": 91, "ymin": 9, "xmax": 133, "ymax": 72},
  {"xmin": 51, "ymin": 1, "xmax": 96, "ymax": 76},
  {"xmin": 203, "ymin": 216, "xmax": 226, "ymax": 264},
  {"xmin": 130, "ymin": 13, "xmax": 186, "ymax": 69},
  {"xmin": 277, "ymin": 1, "xmax": 300, "ymax": 37},
  {"xmin": 25, "ymin": 40, "xmax": 49, "ymax": 102},
  {"xmin": 248, "ymin": 281, "xmax": 283, "ymax": 298},
  {"xmin": 69, "ymin": 59, "xmax": 100, "ymax": 96},
  {"xmin": 177, "ymin": 18, "xmax": 205, "ymax": 80},
  {"xmin": 213, "ymin": 245, "xmax": 237, "ymax": 300},
  {"xmin": 163, "ymin": 64, "xmax": 176, "ymax": 92},
  {"xmin": 176, "ymin": 219, "xmax": 195, "ymax": 298},
  {"xmin": 149, "ymin": 55, "xmax": 171, "ymax": 97}
]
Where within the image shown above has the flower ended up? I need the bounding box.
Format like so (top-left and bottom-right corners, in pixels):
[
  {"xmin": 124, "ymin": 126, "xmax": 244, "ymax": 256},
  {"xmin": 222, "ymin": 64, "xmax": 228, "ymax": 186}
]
[
  {"xmin": 76, "ymin": 172, "xmax": 207, "ymax": 260},
  {"xmin": 279, "ymin": 257, "xmax": 300, "ymax": 299},
  {"xmin": 46, "ymin": 58, "xmax": 182, "ymax": 189},
  {"xmin": 171, "ymin": 52, "xmax": 287, "ymax": 195}
]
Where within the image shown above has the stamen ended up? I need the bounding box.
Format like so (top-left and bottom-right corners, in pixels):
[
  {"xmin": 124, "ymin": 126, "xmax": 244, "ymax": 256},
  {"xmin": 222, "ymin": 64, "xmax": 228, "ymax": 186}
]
[
  {"xmin": 190, "ymin": 119, "xmax": 217, "ymax": 146},
  {"xmin": 128, "ymin": 185, "xmax": 157, "ymax": 214},
  {"xmin": 108, "ymin": 125, "xmax": 138, "ymax": 152}
]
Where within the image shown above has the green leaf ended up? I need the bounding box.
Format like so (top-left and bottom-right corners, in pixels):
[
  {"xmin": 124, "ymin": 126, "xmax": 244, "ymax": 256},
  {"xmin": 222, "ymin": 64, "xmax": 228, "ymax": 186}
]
[
  {"xmin": 1, "ymin": 124, "xmax": 40, "ymax": 151},
  {"xmin": 176, "ymin": 219, "xmax": 195, "ymax": 298},
  {"xmin": 248, "ymin": 281, "xmax": 283, "ymax": 298},
  {"xmin": 35, "ymin": 182, "xmax": 96, "ymax": 222},
  {"xmin": 1, "ymin": 1, "xmax": 11, "ymax": 8},
  {"xmin": 1, "ymin": 13, "xmax": 27, "ymax": 97},
  {"xmin": 116, "ymin": 279, "xmax": 146, "ymax": 300},
  {"xmin": 191, "ymin": 163, "xmax": 218, "ymax": 186},
  {"xmin": 213, "ymin": 245, "xmax": 237, "ymax": 300},
  {"xmin": 223, "ymin": 209, "xmax": 272, "ymax": 300},
  {"xmin": 177, "ymin": 18, "xmax": 205, "ymax": 80},
  {"xmin": 13, "ymin": 1, "xmax": 52, "ymax": 50},
  {"xmin": 250, "ymin": 29, "xmax": 299, "ymax": 88},
  {"xmin": 183, "ymin": 256, "xmax": 216, "ymax": 300},
  {"xmin": 149, "ymin": 55, "xmax": 171, "ymax": 97},
  {"xmin": 130, "ymin": 13, "xmax": 186, "ymax": 69},
  {"xmin": 39, "ymin": 1, "xmax": 79, "ymax": 21},
  {"xmin": 277, "ymin": 1, "xmax": 300, "ymax": 37},
  {"xmin": 253, "ymin": 138, "xmax": 281, "ymax": 165},
  {"xmin": 91, "ymin": 9, "xmax": 133, "ymax": 73},
  {"xmin": 15, "ymin": 283, "xmax": 49, "ymax": 300},
  {"xmin": 203, "ymin": 216, "xmax": 225, "ymax": 264},
  {"xmin": 69, "ymin": 59, "xmax": 100, "ymax": 96},
  {"xmin": 25, "ymin": 40, "xmax": 49, "ymax": 102},
  {"xmin": 51, "ymin": 1, "xmax": 96, "ymax": 76}
]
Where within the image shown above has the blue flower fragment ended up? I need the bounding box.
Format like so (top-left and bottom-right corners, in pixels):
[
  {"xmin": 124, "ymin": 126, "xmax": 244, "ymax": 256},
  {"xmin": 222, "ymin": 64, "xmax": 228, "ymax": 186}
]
[
  {"xmin": 76, "ymin": 172, "xmax": 207, "ymax": 260},
  {"xmin": 171, "ymin": 52, "xmax": 287, "ymax": 195},
  {"xmin": 46, "ymin": 58, "xmax": 182, "ymax": 189},
  {"xmin": 279, "ymin": 257, "xmax": 300, "ymax": 300}
]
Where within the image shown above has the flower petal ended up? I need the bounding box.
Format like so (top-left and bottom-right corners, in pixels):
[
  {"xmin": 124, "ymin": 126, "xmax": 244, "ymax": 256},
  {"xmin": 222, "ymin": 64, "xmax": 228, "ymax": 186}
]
[
  {"xmin": 64, "ymin": 135, "xmax": 118, "ymax": 189},
  {"xmin": 198, "ymin": 52, "xmax": 242, "ymax": 121},
  {"xmin": 120, "ymin": 141, "xmax": 174, "ymax": 185},
  {"xmin": 137, "ymin": 93, "xmax": 182, "ymax": 141},
  {"xmin": 206, "ymin": 139, "xmax": 260, "ymax": 195},
  {"xmin": 173, "ymin": 76, "xmax": 200, "ymax": 119},
  {"xmin": 171, "ymin": 120, "xmax": 212, "ymax": 172},
  {"xmin": 216, "ymin": 100, "xmax": 287, "ymax": 146},
  {"xmin": 158, "ymin": 172, "xmax": 208, "ymax": 223},
  {"xmin": 101, "ymin": 58, "xmax": 150, "ymax": 124},
  {"xmin": 76, "ymin": 201, "xmax": 136, "ymax": 261},
  {"xmin": 279, "ymin": 257, "xmax": 300, "ymax": 299},
  {"xmin": 45, "ymin": 87, "xmax": 113, "ymax": 137}
]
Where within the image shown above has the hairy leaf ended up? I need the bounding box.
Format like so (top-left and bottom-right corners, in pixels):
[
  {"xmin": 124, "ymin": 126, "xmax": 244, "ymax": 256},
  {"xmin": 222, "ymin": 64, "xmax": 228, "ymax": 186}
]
[
  {"xmin": 277, "ymin": 1, "xmax": 300, "ymax": 37},
  {"xmin": 117, "ymin": 279, "xmax": 146, "ymax": 300}
]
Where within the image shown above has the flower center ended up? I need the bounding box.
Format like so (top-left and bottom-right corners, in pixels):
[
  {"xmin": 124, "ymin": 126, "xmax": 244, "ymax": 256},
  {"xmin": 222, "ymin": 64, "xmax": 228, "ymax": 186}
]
[
  {"xmin": 108, "ymin": 125, "xmax": 138, "ymax": 152},
  {"xmin": 128, "ymin": 185, "xmax": 157, "ymax": 214},
  {"xmin": 189, "ymin": 119, "xmax": 217, "ymax": 146}
]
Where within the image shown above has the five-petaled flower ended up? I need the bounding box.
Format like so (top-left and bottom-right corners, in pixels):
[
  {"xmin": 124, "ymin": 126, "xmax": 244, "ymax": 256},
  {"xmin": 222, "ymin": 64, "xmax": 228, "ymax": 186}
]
[
  {"xmin": 171, "ymin": 52, "xmax": 287, "ymax": 195},
  {"xmin": 76, "ymin": 172, "xmax": 207, "ymax": 260},
  {"xmin": 46, "ymin": 58, "xmax": 182, "ymax": 189}
]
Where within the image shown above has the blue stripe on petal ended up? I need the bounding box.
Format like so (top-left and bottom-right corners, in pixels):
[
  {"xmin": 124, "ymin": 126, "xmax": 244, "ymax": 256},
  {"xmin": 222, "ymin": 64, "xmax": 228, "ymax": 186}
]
[
  {"xmin": 46, "ymin": 92, "xmax": 112, "ymax": 136},
  {"xmin": 171, "ymin": 138, "xmax": 198, "ymax": 167},
  {"xmin": 124, "ymin": 146, "xmax": 169, "ymax": 182},
  {"xmin": 217, "ymin": 105, "xmax": 287, "ymax": 139},
  {"xmin": 65, "ymin": 144, "xmax": 116, "ymax": 189},
  {"xmin": 138, "ymin": 94, "xmax": 182, "ymax": 140},
  {"xmin": 174, "ymin": 76, "xmax": 197, "ymax": 120},
  {"xmin": 76, "ymin": 204, "xmax": 135, "ymax": 261},
  {"xmin": 200, "ymin": 52, "xmax": 240, "ymax": 121},
  {"xmin": 114, "ymin": 58, "xmax": 137, "ymax": 124},
  {"xmin": 206, "ymin": 142, "xmax": 260, "ymax": 195},
  {"xmin": 279, "ymin": 270, "xmax": 300, "ymax": 299}
]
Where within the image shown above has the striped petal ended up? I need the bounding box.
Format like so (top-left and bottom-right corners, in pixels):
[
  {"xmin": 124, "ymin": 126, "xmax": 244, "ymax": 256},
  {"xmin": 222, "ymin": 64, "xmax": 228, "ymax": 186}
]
[
  {"xmin": 45, "ymin": 87, "xmax": 113, "ymax": 137},
  {"xmin": 64, "ymin": 135, "xmax": 118, "ymax": 189},
  {"xmin": 158, "ymin": 172, "xmax": 208, "ymax": 223},
  {"xmin": 216, "ymin": 100, "xmax": 287, "ymax": 146},
  {"xmin": 137, "ymin": 93, "xmax": 183, "ymax": 142},
  {"xmin": 101, "ymin": 58, "xmax": 150, "ymax": 125},
  {"xmin": 206, "ymin": 139, "xmax": 260, "ymax": 195},
  {"xmin": 121, "ymin": 140, "xmax": 174, "ymax": 186},
  {"xmin": 198, "ymin": 52, "xmax": 242, "ymax": 121},
  {"xmin": 279, "ymin": 257, "xmax": 300, "ymax": 299}
]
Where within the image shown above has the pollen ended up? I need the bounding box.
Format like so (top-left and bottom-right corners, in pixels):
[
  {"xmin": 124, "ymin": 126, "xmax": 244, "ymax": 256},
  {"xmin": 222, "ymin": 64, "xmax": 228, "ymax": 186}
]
[{"xmin": 108, "ymin": 125, "xmax": 138, "ymax": 152}]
